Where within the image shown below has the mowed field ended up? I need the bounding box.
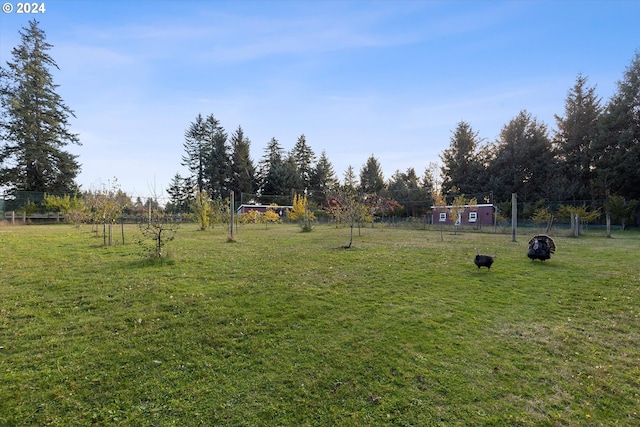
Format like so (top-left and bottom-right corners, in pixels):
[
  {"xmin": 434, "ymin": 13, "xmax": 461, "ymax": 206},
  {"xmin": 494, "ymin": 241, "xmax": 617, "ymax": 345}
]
[{"xmin": 1, "ymin": 223, "xmax": 639, "ymax": 426}]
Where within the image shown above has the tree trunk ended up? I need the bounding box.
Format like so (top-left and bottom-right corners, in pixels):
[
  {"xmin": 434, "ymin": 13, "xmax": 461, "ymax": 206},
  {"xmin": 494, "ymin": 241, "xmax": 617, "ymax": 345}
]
[{"xmin": 346, "ymin": 224, "xmax": 354, "ymax": 248}]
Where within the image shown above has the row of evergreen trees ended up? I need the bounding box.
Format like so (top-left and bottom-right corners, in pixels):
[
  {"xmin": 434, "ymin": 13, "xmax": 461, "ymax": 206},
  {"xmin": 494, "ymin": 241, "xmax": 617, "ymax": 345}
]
[
  {"xmin": 171, "ymin": 52, "xmax": 640, "ymax": 216},
  {"xmin": 2, "ymin": 21, "xmax": 639, "ymax": 222},
  {"xmin": 169, "ymin": 116, "xmax": 439, "ymax": 216},
  {"xmin": 169, "ymin": 115, "xmax": 344, "ymax": 211},
  {"xmin": 441, "ymin": 62, "xmax": 640, "ymax": 206}
]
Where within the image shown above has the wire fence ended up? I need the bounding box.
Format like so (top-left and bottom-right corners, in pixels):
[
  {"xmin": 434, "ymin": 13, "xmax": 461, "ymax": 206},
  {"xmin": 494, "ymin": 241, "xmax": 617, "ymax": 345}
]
[{"xmin": 2, "ymin": 191, "xmax": 638, "ymax": 228}]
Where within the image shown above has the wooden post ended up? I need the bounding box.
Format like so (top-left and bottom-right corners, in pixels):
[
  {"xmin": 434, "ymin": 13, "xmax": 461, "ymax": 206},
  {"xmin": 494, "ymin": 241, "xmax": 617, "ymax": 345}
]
[
  {"xmin": 511, "ymin": 193, "xmax": 517, "ymax": 242},
  {"xmin": 606, "ymin": 211, "xmax": 611, "ymax": 238},
  {"xmin": 573, "ymin": 214, "xmax": 579, "ymax": 238},
  {"xmin": 229, "ymin": 191, "xmax": 235, "ymax": 240}
]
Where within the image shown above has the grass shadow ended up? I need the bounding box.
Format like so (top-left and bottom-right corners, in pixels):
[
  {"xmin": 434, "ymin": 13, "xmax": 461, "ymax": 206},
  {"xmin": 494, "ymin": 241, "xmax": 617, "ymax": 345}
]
[{"xmin": 125, "ymin": 257, "xmax": 177, "ymax": 269}]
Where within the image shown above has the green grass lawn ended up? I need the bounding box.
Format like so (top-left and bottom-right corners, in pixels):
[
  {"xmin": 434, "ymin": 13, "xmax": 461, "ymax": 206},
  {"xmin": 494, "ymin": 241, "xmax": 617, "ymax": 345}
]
[{"xmin": 1, "ymin": 222, "xmax": 639, "ymax": 426}]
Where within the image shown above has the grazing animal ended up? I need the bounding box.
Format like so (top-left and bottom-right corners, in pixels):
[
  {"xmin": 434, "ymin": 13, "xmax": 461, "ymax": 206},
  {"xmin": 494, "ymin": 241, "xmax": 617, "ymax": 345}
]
[{"xmin": 474, "ymin": 248, "xmax": 495, "ymax": 270}]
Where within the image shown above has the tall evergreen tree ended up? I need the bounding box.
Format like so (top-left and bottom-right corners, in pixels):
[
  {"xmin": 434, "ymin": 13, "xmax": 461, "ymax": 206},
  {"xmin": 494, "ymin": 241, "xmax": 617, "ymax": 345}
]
[
  {"xmin": 309, "ymin": 150, "xmax": 338, "ymax": 205},
  {"xmin": 487, "ymin": 110, "xmax": 554, "ymax": 203},
  {"xmin": 342, "ymin": 165, "xmax": 357, "ymax": 193},
  {"xmin": 359, "ymin": 155, "xmax": 385, "ymax": 194},
  {"xmin": 182, "ymin": 114, "xmax": 208, "ymax": 193},
  {"xmin": 290, "ymin": 134, "xmax": 315, "ymax": 192},
  {"xmin": 257, "ymin": 137, "xmax": 288, "ymax": 197},
  {"xmin": 281, "ymin": 154, "xmax": 301, "ymax": 195},
  {"xmin": 182, "ymin": 113, "xmax": 229, "ymax": 199},
  {"xmin": 166, "ymin": 173, "xmax": 194, "ymax": 213},
  {"xmin": 440, "ymin": 121, "xmax": 483, "ymax": 196},
  {"xmin": 0, "ymin": 20, "xmax": 81, "ymax": 193},
  {"xmin": 203, "ymin": 114, "xmax": 230, "ymax": 199},
  {"xmin": 421, "ymin": 166, "xmax": 436, "ymax": 207},
  {"xmin": 592, "ymin": 51, "xmax": 640, "ymax": 199},
  {"xmin": 388, "ymin": 168, "xmax": 427, "ymax": 216},
  {"xmin": 229, "ymin": 125, "xmax": 256, "ymax": 196},
  {"xmin": 553, "ymin": 74, "xmax": 602, "ymax": 201}
]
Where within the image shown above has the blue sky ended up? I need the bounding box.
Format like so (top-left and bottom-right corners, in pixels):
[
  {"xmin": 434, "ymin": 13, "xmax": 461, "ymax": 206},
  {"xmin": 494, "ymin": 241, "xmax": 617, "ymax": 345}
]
[{"xmin": 1, "ymin": 0, "xmax": 639, "ymax": 202}]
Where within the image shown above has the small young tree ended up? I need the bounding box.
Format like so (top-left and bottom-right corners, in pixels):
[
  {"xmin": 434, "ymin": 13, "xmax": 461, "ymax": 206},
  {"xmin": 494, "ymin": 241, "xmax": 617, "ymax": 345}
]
[
  {"xmin": 364, "ymin": 194, "xmax": 402, "ymax": 225},
  {"xmin": 18, "ymin": 199, "xmax": 38, "ymax": 222},
  {"xmin": 43, "ymin": 193, "xmax": 86, "ymax": 226},
  {"xmin": 326, "ymin": 190, "xmax": 372, "ymax": 248},
  {"xmin": 531, "ymin": 206, "xmax": 552, "ymax": 232},
  {"xmin": 288, "ymin": 193, "xmax": 315, "ymax": 232},
  {"xmin": 138, "ymin": 208, "xmax": 179, "ymax": 258},
  {"xmin": 450, "ymin": 194, "xmax": 475, "ymax": 235},
  {"xmin": 432, "ymin": 189, "xmax": 447, "ymax": 241},
  {"xmin": 605, "ymin": 194, "xmax": 637, "ymax": 230},
  {"xmin": 84, "ymin": 179, "xmax": 130, "ymax": 245},
  {"xmin": 240, "ymin": 209, "xmax": 263, "ymax": 225},
  {"xmin": 193, "ymin": 190, "xmax": 213, "ymax": 231},
  {"xmin": 264, "ymin": 204, "xmax": 281, "ymax": 228},
  {"xmin": 557, "ymin": 204, "xmax": 601, "ymax": 235},
  {"xmin": 209, "ymin": 197, "xmax": 231, "ymax": 228}
]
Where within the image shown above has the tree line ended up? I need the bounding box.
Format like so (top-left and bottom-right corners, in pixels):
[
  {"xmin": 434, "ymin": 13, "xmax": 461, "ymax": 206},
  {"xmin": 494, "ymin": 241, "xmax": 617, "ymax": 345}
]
[
  {"xmin": 1, "ymin": 21, "xmax": 639, "ymax": 226},
  {"xmin": 441, "ymin": 64, "xmax": 640, "ymax": 206}
]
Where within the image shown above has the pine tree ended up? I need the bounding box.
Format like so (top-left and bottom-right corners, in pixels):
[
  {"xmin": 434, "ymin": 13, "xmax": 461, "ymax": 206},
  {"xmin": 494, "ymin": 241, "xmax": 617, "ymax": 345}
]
[
  {"xmin": 182, "ymin": 114, "xmax": 208, "ymax": 193},
  {"xmin": 488, "ymin": 110, "xmax": 554, "ymax": 203},
  {"xmin": 0, "ymin": 20, "xmax": 81, "ymax": 193},
  {"xmin": 290, "ymin": 134, "xmax": 315, "ymax": 192},
  {"xmin": 229, "ymin": 125, "xmax": 255, "ymax": 196},
  {"xmin": 593, "ymin": 51, "xmax": 640, "ymax": 199},
  {"xmin": 257, "ymin": 137, "xmax": 288, "ymax": 198},
  {"xmin": 166, "ymin": 173, "xmax": 194, "ymax": 213},
  {"xmin": 553, "ymin": 74, "xmax": 602, "ymax": 201},
  {"xmin": 420, "ymin": 167, "xmax": 436, "ymax": 209},
  {"xmin": 387, "ymin": 167, "xmax": 428, "ymax": 216},
  {"xmin": 440, "ymin": 121, "xmax": 483, "ymax": 196},
  {"xmin": 309, "ymin": 150, "xmax": 338, "ymax": 205},
  {"xmin": 342, "ymin": 165, "xmax": 357, "ymax": 193},
  {"xmin": 203, "ymin": 114, "xmax": 230, "ymax": 199},
  {"xmin": 281, "ymin": 154, "xmax": 301, "ymax": 195},
  {"xmin": 182, "ymin": 113, "xmax": 229, "ymax": 199},
  {"xmin": 359, "ymin": 155, "xmax": 385, "ymax": 194}
]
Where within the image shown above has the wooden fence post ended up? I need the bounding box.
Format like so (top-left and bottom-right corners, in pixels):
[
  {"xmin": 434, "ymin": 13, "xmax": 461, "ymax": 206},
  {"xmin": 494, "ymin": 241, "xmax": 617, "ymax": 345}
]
[{"xmin": 511, "ymin": 193, "xmax": 517, "ymax": 242}]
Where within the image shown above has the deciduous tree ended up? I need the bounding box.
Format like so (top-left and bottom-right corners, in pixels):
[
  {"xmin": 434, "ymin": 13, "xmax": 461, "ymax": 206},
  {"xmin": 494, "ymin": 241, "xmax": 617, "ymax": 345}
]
[
  {"xmin": 288, "ymin": 193, "xmax": 315, "ymax": 232},
  {"xmin": 605, "ymin": 194, "xmax": 638, "ymax": 230},
  {"xmin": 43, "ymin": 192, "xmax": 85, "ymax": 226},
  {"xmin": 326, "ymin": 190, "xmax": 372, "ymax": 248}
]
